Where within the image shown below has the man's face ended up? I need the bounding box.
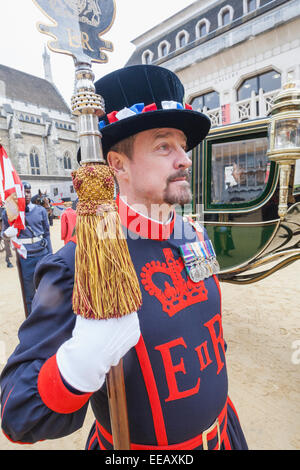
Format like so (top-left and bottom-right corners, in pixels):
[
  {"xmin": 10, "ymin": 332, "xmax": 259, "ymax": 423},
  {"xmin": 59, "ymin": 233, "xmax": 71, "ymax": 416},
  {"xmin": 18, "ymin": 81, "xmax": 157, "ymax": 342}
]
[
  {"xmin": 24, "ymin": 188, "xmax": 31, "ymax": 205},
  {"xmin": 117, "ymin": 128, "xmax": 192, "ymax": 209}
]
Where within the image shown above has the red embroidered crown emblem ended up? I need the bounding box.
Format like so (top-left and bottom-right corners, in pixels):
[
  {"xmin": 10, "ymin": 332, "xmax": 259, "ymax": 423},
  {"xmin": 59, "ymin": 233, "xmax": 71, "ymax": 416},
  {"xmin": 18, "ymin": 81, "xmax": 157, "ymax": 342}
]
[{"xmin": 140, "ymin": 248, "xmax": 208, "ymax": 317}]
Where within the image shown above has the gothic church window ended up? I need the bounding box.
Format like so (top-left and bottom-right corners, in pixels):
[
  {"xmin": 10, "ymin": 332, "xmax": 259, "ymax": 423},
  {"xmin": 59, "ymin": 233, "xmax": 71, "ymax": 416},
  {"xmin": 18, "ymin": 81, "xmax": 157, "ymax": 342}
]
[
  {"xmin": 64, "ymin": 152, "xmax": 72, "ymax": 170},
  {"xmin": 30, "ymin": 148, "xmax": 40, "ymax": 175}
]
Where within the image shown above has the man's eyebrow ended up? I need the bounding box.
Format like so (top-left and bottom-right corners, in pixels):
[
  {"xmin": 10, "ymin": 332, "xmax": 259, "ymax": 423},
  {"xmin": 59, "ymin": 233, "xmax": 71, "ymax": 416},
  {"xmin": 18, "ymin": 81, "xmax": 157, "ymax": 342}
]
[{"xmin": 152, "ymin": 130, "xmax": 187, "ymax": 142}]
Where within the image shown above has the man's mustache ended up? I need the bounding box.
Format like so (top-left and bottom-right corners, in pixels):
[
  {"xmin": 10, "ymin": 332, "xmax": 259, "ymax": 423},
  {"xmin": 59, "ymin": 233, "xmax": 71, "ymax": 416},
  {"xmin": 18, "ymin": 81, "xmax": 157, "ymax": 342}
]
[{"xmin": 167, "ymin": 169, "xmax": 191, "ymax": 184}]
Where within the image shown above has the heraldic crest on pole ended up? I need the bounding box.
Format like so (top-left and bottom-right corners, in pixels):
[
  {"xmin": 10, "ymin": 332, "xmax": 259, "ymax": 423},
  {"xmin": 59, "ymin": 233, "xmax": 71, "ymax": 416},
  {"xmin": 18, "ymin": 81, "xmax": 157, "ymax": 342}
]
[
  {"xmin": 33, "ymin": 0, "xmax": 116, "ymax": 62},
  {"xmin": 49, "ymin": 0, "xmax": 101, "ymax": 27}
]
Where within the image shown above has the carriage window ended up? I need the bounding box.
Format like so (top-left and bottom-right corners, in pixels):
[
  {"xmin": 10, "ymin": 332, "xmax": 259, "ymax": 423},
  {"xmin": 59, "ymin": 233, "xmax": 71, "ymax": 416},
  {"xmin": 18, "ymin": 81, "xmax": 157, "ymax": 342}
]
[
  {"xmin": 30, "ymin": 149, "xmax": 40, "ymax": 176},
  {"xmin": 210, "ymin": 136, "xmax": 269, "ymax": 205}
]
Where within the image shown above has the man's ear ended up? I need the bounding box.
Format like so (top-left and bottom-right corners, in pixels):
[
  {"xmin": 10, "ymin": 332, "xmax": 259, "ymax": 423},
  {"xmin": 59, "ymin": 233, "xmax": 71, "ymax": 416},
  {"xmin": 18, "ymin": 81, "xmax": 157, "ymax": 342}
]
[{"xmin": 107, "ymin": 151, "xmax": 127, "ymax": 177}]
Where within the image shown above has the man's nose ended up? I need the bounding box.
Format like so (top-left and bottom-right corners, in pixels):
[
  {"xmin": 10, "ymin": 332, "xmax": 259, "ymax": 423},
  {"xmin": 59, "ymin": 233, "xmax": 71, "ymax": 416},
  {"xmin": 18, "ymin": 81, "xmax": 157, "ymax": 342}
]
[{"xmin": 174, "ymin": 147, "xmax": 192, "ymax": 169}]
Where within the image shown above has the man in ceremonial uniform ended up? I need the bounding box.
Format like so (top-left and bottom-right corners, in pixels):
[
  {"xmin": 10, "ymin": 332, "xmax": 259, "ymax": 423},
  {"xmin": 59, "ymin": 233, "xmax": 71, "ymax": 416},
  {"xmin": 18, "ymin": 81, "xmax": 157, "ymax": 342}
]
[
  {"xmin": 1, "ymin": 181, "xmax": 53, "ymax": 315},
  {"xmin": 0, "ymin": 65, "xmax": 247, "ymax": 450},
  {"xmin": 60, "ymin": 199, "xmax": 77, "ymax": 245}
]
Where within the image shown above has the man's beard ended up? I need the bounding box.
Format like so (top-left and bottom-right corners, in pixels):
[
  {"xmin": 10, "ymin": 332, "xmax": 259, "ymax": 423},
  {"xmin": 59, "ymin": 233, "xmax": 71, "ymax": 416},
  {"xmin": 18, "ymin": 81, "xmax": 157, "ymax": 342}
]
[{"xmin": 163, "ymin": 169, "xmax": 192, "ymax": 206}]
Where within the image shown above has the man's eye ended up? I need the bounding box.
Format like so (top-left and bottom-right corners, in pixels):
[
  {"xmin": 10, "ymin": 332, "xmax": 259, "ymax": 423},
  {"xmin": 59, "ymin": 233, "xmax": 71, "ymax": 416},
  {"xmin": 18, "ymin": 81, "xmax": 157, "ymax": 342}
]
[{"xmin": 158, "ymin": 144, "xmax": 169, "ymax": 152}]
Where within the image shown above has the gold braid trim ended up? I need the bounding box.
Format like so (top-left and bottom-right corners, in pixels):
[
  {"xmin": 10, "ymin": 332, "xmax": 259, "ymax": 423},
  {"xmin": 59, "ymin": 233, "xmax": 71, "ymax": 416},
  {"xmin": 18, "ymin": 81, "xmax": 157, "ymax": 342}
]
[{"xmin": 71, "ymin": 163, "xmax": 142, "ymax": 320}]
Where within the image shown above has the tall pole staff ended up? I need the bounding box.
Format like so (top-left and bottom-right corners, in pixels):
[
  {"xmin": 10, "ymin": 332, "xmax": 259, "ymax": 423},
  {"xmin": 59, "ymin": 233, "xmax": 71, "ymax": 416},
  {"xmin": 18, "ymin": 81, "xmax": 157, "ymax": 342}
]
[{"xmin": 32, "ymin": 0, "xmax": 142, "ymax": 450}]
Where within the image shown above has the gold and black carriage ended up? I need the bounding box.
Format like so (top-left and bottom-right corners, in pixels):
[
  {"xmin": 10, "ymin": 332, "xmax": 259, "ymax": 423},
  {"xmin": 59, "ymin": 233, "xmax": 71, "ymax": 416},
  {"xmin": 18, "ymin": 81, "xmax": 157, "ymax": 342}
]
[{"xmin": 188, "ymin": 83, "xmax": 300, "ymax": 284}]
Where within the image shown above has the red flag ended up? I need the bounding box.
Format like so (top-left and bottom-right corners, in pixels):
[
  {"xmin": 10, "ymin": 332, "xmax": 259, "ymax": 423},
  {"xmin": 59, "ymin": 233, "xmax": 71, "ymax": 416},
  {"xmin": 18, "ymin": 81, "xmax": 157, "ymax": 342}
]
[
  {"xmin": 0, "ymin": 145, "xmax": 27, "ymax": 258},
  {"xmin": 0, "ymin": 145, "xmax": 26, "ymax": 232}
]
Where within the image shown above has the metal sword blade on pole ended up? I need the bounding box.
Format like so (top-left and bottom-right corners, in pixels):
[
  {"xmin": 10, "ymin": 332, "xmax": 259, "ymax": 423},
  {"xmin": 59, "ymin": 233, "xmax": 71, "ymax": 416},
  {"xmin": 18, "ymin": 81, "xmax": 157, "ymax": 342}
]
[{"xmin": 32, "ymin": 0, "xmax": 140, "ymax": 450}]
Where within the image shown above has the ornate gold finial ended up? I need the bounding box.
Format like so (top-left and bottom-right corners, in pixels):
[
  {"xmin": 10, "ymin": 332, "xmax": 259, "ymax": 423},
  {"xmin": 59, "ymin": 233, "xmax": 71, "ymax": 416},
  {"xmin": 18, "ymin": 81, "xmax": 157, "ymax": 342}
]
[{"xmin": 267, "ymin": 81, "xmax": 300, "ymax": 220}]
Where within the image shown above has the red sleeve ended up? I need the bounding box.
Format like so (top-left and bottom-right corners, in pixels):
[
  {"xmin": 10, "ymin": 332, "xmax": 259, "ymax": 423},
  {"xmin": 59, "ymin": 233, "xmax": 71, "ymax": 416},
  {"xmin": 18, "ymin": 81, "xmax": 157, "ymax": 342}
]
[
  {"xmin": 60, "ymin": 212, "xmax": 68, "ymax": 241},
  {"xmin": 37, "ymin": 355, "xmax": 92, "ymax": 414}
]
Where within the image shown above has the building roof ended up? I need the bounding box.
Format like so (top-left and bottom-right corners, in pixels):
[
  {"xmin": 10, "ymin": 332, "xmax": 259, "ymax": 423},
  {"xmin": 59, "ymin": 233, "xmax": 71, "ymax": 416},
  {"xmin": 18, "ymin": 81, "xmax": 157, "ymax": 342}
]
[
  {"xmin": 126, "ymin": 0, "xmax": 291, "ymax": 67},
  {"xmin": 0, "ymin": 64, "xmax": 70, "ymax": 114}
]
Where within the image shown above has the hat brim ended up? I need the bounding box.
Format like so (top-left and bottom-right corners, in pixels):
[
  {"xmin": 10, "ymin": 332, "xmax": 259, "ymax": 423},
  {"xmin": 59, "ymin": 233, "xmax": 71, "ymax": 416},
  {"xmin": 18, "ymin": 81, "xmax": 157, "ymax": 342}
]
[{"xmin": 100, "ymin": 108, "xmax": 211, "ymax": 155}]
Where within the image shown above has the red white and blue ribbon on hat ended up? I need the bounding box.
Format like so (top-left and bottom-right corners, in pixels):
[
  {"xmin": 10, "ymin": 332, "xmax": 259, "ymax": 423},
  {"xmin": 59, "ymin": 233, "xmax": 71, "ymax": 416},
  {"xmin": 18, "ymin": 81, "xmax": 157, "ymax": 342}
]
[{"xmin": 99, "ymin": 101, "xmax": 193, "ymax": 129}]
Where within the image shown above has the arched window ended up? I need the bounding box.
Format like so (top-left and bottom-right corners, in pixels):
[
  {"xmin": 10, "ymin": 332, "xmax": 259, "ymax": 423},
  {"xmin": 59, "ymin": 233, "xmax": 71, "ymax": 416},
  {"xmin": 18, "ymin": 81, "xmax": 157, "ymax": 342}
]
[
  {"xmin": 218, "ymin": 6, "xmax": 234, "ymax": 27},
  {"xmin": 30, "ymin": 148, "xmax": 40, "ymax": 175},
  {"xmin": 176, "ymin": 31, "xmax": 189, "ymax": 49},
  {"xmin": 196, "ymin": 19, "xmax": 210, "ymax": 39},
  {"xmin": 222, "ymin": 9, "xmax": 230, "ymax": 25},
  {"xmin": 158, "ymin": 41, "xmax": 170, "ymax": 58},
  {"xmin": 243, "ymin": 0, "xmax": 260, "ymax": 14},
  {"xmin": 64, "ymin": 152, "xmax": 72, "ymax": 170},
  {"xmin": 142, "ymin": 50, "xmax": 154, "ymax": 65},
  {"xmin": 237, "ymin": 70, "xmax": 281, "ymax": 101},
  {"xmin": 190, "ymin": 91, "xmax": 220, "ymax": 112}
]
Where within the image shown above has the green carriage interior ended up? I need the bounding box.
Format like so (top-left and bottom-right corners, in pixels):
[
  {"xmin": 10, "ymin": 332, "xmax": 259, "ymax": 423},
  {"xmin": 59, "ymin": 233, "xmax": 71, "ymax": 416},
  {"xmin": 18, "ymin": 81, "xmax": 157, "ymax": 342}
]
[{"xmin": 188, "ymin": 119, "xmax": 285, "ymax": 273}]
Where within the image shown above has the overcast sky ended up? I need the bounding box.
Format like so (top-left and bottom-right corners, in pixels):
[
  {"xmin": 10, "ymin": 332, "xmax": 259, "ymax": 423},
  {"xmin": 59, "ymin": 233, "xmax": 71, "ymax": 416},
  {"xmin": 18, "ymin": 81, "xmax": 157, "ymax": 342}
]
[{"xmin": 0, "ymin": 0, "xmax": 195, "ymax": 105}]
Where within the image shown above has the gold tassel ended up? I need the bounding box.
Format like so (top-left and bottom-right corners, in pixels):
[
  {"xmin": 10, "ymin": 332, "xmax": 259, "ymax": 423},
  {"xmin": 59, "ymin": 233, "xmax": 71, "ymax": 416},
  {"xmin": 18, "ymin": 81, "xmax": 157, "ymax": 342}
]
[{"xmin": 72, "ymin": 163, "xmax": 142, "ymax": 320}]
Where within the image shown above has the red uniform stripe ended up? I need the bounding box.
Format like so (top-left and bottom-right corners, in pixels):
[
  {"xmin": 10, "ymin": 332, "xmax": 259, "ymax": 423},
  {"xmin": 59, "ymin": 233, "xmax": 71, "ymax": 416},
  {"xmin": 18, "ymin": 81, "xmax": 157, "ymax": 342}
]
[
  {"xmin": 96, "ymin": 399, "xmax": 229, "ymax": 450},
  {"xmin": 135, "ymin": 335, "xmax": 168, "ymax": 446}
]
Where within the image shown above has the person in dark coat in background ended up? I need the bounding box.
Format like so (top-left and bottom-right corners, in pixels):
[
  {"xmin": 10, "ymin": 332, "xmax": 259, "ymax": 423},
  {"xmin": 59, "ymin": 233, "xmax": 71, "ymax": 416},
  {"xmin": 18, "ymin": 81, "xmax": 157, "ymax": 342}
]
[{"xmin": 1, "ymin": 181, "xmax": 52, "ymax": 315}]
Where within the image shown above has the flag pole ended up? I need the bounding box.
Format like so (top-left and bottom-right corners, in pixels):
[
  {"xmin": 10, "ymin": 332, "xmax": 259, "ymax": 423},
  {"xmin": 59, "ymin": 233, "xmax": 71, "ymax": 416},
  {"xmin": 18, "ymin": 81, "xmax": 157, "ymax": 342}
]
[{"xmin": 32, "ymin": 0, "xmax": 142, "ymax": 450}]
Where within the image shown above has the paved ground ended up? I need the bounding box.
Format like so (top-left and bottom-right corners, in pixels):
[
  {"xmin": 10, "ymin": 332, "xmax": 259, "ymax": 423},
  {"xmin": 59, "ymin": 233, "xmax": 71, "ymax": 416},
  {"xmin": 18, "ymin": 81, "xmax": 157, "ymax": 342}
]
[{"xmin": 0, "ymin": 219, "xmax": 299, "ymax": 450}]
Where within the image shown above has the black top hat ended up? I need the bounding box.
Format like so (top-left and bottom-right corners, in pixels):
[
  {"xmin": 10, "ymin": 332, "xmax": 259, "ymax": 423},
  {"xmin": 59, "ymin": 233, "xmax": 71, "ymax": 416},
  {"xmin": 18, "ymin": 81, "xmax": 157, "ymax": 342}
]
[{"xmin": 77, "ymin": 65, "xmax": 211, "ymax": 162}]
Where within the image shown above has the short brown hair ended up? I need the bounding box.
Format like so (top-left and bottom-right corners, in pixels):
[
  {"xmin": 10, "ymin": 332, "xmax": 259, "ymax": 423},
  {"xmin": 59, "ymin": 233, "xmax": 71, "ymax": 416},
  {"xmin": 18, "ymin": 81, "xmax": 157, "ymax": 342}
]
[{"xmin": 107, "ymin": 135, "xmax": 136, "ymax": 160}]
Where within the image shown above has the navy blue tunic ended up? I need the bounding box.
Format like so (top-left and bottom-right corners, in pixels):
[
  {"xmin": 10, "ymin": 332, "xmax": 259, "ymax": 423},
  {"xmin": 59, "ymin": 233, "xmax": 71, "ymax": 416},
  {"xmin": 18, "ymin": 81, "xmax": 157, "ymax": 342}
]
[
  {"xmin": 1, "ymin": 204, "xmax": 52, "ymax": 314},
  {"xmin": 0, "ymin": 204, "xmax": 247, "ymax": 450}
]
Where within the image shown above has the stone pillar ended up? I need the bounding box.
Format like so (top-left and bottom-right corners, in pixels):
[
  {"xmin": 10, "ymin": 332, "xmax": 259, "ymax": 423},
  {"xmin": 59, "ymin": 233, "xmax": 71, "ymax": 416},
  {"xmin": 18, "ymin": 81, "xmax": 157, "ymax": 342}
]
[
  {"xmin": 45, "ymin": 121, "xmax": 61, "ymax": 176},
  {"xmin": 8, "ymin": 112, "xmax": 28, "ymax": 174}
]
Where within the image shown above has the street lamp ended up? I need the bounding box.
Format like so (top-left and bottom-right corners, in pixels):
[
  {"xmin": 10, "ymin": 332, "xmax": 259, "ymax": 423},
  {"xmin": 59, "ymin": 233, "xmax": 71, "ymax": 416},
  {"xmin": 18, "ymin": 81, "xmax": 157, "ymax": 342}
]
[{"xmin": 267, "ymin": 81, "xmax": 300, "ymax": 220}]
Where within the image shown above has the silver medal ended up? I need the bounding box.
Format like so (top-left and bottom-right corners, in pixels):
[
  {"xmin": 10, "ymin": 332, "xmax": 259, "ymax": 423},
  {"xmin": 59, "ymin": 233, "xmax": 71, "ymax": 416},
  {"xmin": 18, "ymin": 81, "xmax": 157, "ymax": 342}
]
[{"xmin": 189, "ymin": 263, "xmax": 202, "ymax": 283}]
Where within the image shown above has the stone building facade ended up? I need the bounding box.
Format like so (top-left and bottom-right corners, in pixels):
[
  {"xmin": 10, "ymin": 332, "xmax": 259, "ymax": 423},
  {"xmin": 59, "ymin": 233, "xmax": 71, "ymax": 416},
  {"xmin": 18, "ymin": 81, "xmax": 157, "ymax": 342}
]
[
  {"xmin": 0, "ymin": 49, "xmax": 78, "ymax": 199},
  {"xmin": 126, "ymin": 0, "xmax": 300, "ymax": 185},
  {"xmin": 127, "ymin": 0, "xmax": 299, "ymax": 122}
]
